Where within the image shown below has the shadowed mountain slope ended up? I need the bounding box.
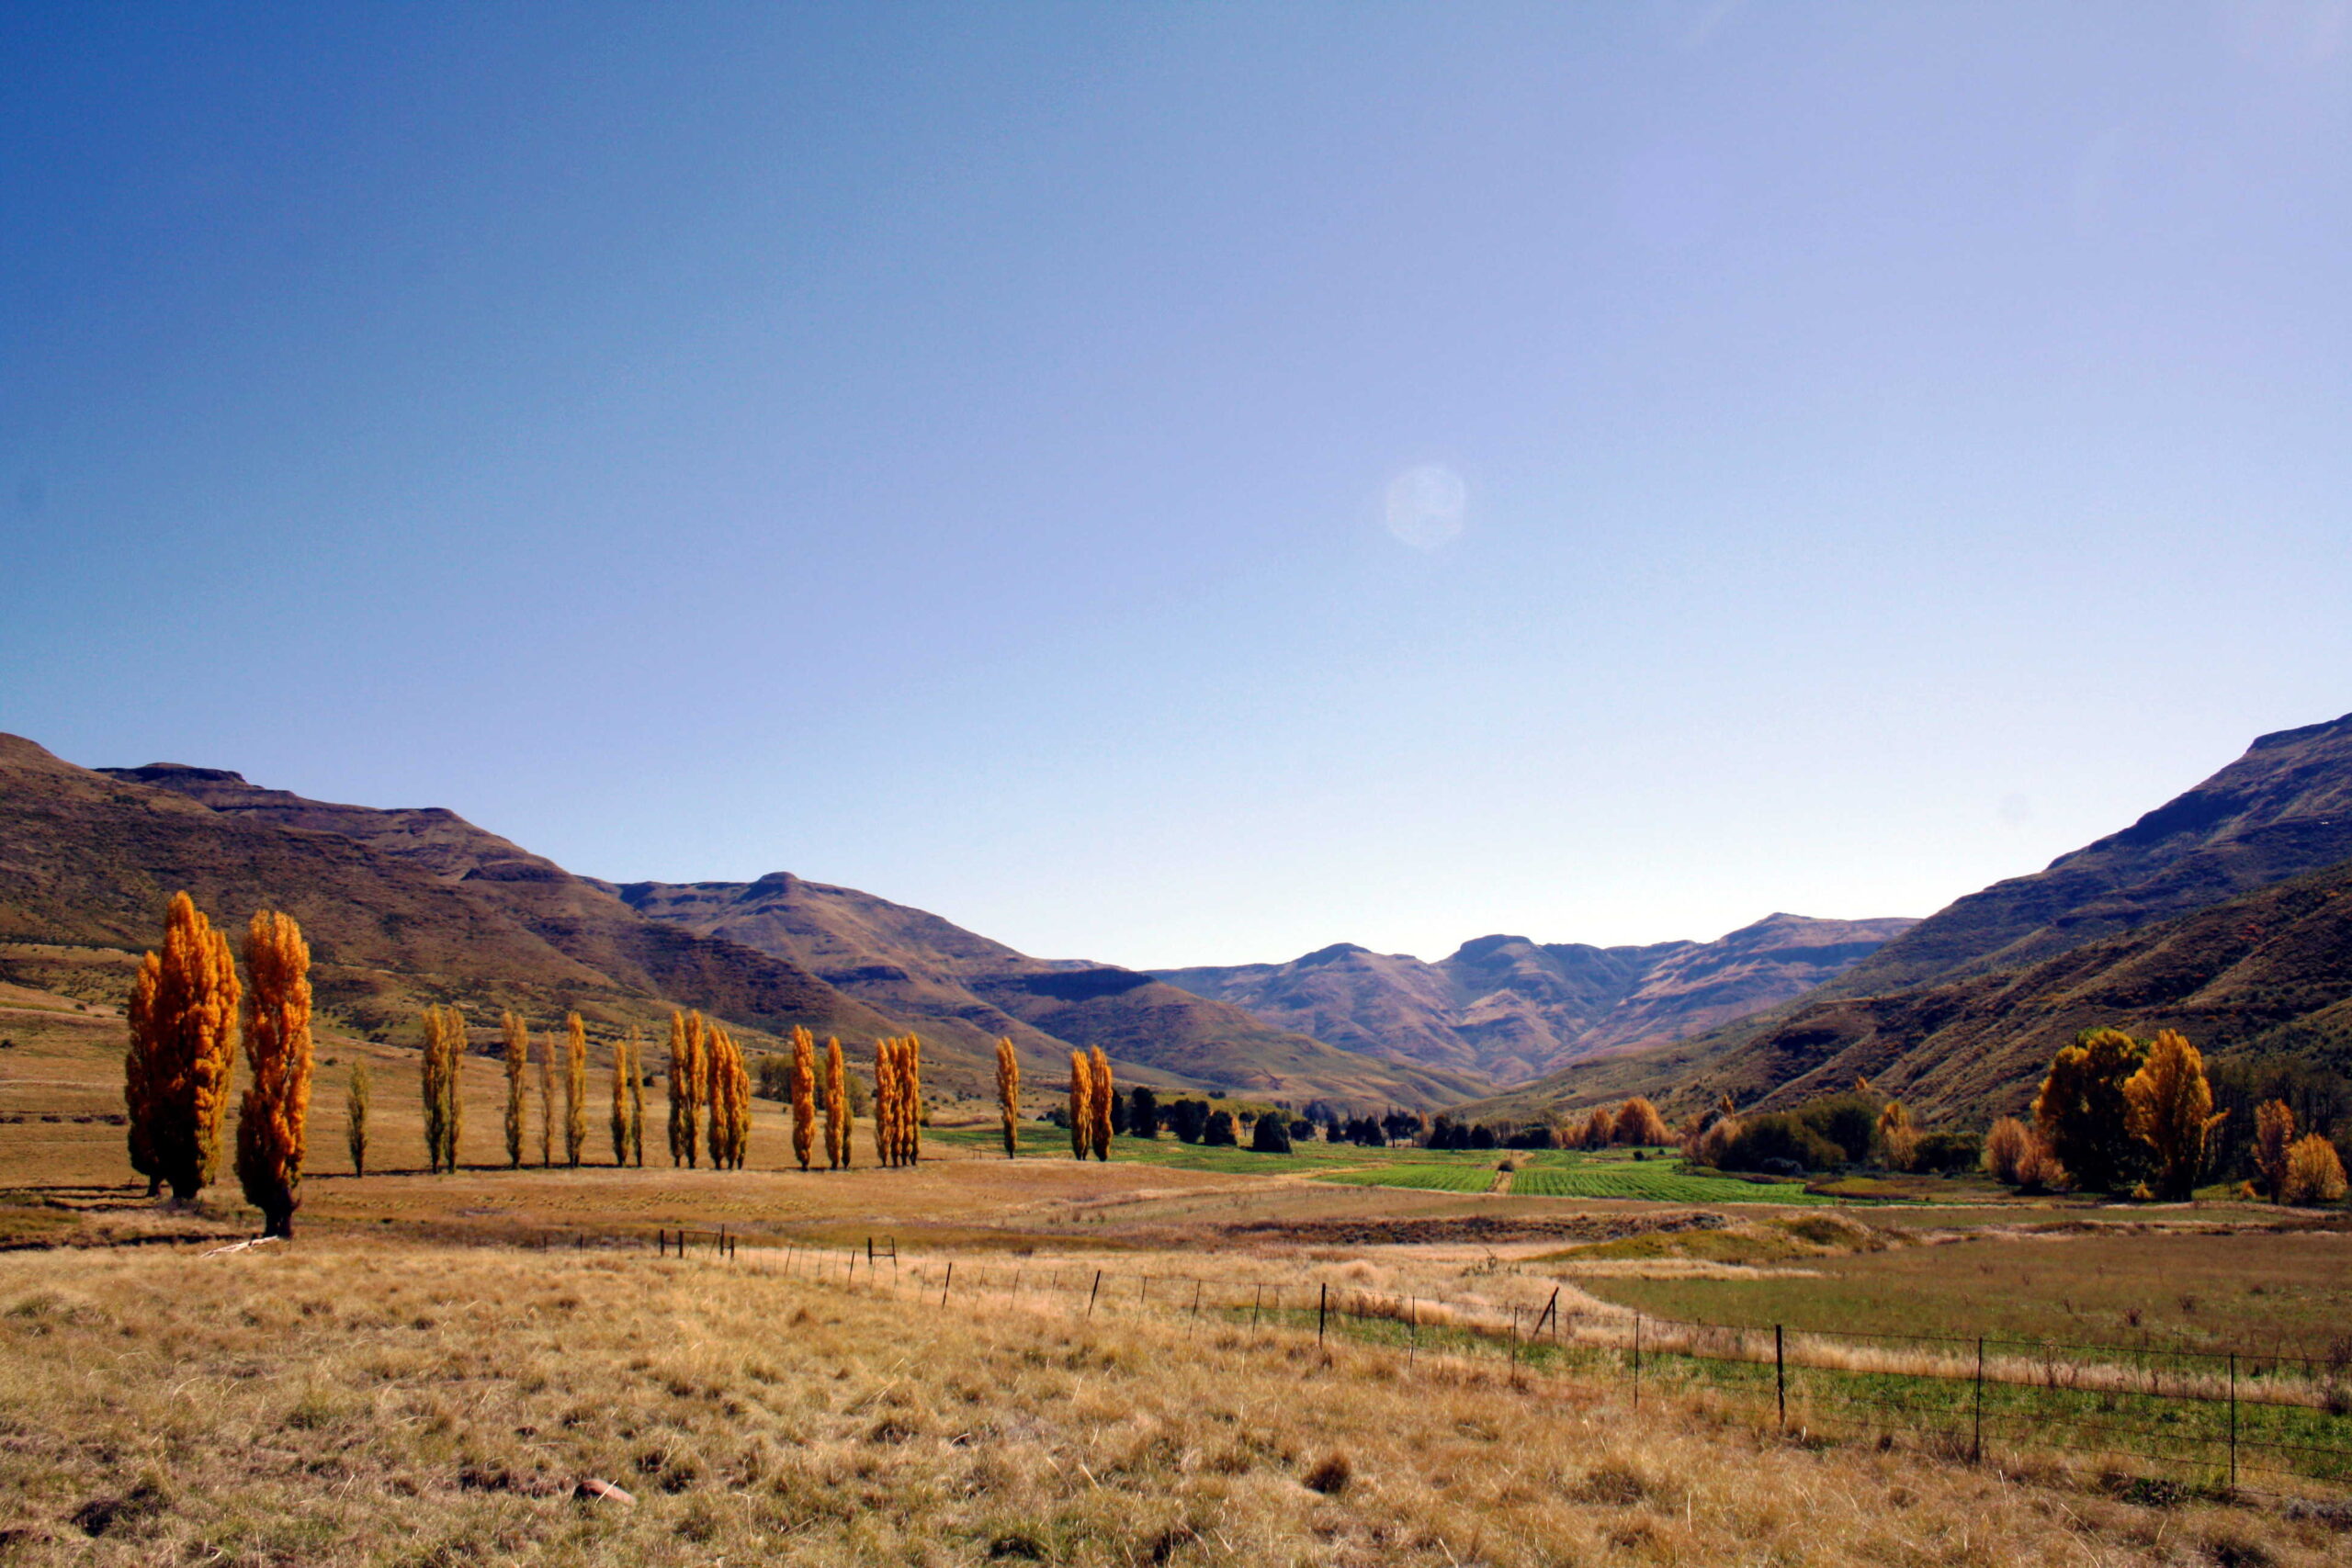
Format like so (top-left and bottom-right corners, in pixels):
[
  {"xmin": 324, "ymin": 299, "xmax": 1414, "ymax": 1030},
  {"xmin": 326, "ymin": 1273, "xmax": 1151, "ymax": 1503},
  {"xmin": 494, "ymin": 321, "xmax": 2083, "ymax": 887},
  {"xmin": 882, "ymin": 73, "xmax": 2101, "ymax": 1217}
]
[
  {"xmin": 1826, "ymin": 712, "xmax": 2352, "ymax": 996},
  {"xmin": 606, "ymin": 874, "xmax": 1490, "ymax": 1111},
  {"xmin": 1459, "ymin": 714, "xmax": 2352, "ymax": 1127},
  {"xmin": 0, "ymin": 736, "xmax": 895, "ymax": 1059},
  {"xmin": 1152, "ymin": 913, "xmax": 1913, "ymax": 1083}
]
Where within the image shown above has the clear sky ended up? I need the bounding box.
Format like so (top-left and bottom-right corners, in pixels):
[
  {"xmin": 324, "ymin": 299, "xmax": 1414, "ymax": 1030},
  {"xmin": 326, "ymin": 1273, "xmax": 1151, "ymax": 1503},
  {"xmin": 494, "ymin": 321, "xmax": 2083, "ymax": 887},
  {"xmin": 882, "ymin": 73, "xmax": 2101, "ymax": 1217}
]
[{"xmin": 4, "ymin": 3, "xmax": 2347, "ymax": 969}]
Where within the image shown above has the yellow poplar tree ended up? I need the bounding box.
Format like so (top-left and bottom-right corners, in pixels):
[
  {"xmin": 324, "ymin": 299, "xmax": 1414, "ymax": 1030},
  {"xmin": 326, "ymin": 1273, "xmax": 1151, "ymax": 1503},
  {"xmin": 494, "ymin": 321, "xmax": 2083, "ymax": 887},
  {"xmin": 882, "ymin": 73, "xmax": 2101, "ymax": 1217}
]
[
  {"xmin": 563, "ymin": 1013, "xmax": 588, "ymax": 1168},
  {"xmin": 871, "ymin": 1039, "xmax": 897, "ymax": 1167},
  {"xmin": 502, "ymin": 1010, "xmax": 529, "ymax": 1168},
  {"xmin": 1069, "ymin": 1050, "xmax": 1092, "ymax": 1159},
  {"xmin": 702, "ymin": 1021, "xmax": 749, "ymax": 1169},
  {"xmin": 1613, "ymin": 1098, "xmax": 1670, "ymax": 1147},
  {"xmin": 995, "ymin": 1037, "xmax": 1020, "ymax": 1158},
  {"xmin": 898, "ymin": 1043, "xmax": 917, "ymax": 1166},
  {"xmin": 789, "ymin": 1025, "xmax": 817, "ymax": 1171},
  {"xmin": 824, "ymin": 1037, "xmax": 848, "ymax": 1169},
  {"xmin": 610, "ymin": 1029, "xmax": 636, "ymax": 1167},
  {"xmin": 421, "ymin": 1005, "xmax": 465, "ymax": 1174},
  {"xmin": 536, "ymin": 1017, "xmax": 555, "ymax": 1167},
  {"xmin": 126, "ymin": 891, "xmax": 242, "ymax": 1202},
  {"xmin": 2121, "ymin": 1029, "xmax": 2225, "ymax": 1200},
  {"xmin": 234, "ymin": 908, "xmax": 313, "ymax": 1238},
  {"xmin": 1579, "ymin": 1106, "xmax": 1612, "ymax": 1150},
  {"xmin": 1087, "ymin": 1046, "xmax": 1112, "ymax": 1161},
  {"xmin": 345, "ymin": 1059, "xmax": 369, "ymax": 1178},
  {"xmin": 667, "ymin": 1010, "xmax": 707, "ymax": 1168}
]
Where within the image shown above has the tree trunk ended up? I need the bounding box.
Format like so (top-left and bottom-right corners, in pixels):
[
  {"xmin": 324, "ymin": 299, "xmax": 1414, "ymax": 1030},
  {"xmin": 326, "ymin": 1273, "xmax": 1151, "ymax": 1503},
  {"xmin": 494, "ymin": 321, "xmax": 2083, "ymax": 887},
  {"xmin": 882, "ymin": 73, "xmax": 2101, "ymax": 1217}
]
[{"xmin": 260, "ymin": 1199, "xmax": 294, "ymax": 1239}]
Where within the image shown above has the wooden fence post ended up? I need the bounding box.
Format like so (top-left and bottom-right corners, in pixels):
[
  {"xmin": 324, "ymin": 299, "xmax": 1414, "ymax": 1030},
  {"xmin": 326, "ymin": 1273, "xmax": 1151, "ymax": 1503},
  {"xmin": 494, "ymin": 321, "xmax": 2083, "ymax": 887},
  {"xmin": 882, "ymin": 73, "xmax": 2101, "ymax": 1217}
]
[
  {"xmin": 2229, "ymin": 1352, "xmax": 2238, "ymax": 1492},
  {"xmin": 1972, "ymin": 1338, "xmax": 1984, "ymax": 1463},
  {"xmin": 941, "ymin": 1261, "xmax": 954, "ymax": 1309},
  {"xmin": 1251, "ymin": 1284, "xmax": 1261, "ymax": 1331},
  {"xmin": 1319, "ymin": 1282, "xmax": 1328, "ymax": 1346},
  {"xmin": 1775, "ymin": 1325, "xmax": 1785, "ymax": 1433},
  {"xmin": 1633, "ymin": 1313, "xmax": 1642, "ymax": 1412},
  {"xmin": 1087, "ymin": 1269, "xmax": 1102, "ymax": 1318}
]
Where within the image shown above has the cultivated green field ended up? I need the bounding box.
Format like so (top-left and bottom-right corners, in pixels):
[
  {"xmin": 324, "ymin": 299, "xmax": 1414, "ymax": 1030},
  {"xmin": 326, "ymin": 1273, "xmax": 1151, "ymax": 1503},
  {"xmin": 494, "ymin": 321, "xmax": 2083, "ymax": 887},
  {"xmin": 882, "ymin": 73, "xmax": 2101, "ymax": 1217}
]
[
  {"xmin": 1317, "ymin": 1163, "xmax": 1497, "ymax": 1192},
  {"xmin": 1510, "ymin": 1163, "xmax": 1828, "ymax": 1205}
]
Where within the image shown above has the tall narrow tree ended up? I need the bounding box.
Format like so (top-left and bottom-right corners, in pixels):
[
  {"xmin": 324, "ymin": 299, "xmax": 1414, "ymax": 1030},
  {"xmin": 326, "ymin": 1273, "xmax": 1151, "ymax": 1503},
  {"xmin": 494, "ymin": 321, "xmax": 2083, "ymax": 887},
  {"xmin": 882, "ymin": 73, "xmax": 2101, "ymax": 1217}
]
[
  {"xmin": 904, "ymin": 1035, "xmax": 922, "ymax": 1165},
  {"xmin": 563, "ymin": 1013, "xmax": 588, "ymax": 1168},
  {"xmin": 1069, "ymin": 1051, "xmax": 1093, "ymax": 1158},
  {"xmin": 346, "ymin": 1059, "xmax": 369, "ymax": 1178},
  {"xmin": 872, "ymin": 1039, "xmax": 896, "ymax": 1167},
  {"xmin": 421, "ymin": 1005, "xmax": 464, "ymax": 1174},
  {"xmin": 667, "ymin": 1011, "xmax": 707, "ymax": 1168},
  {"xmin": 789, "ymin": 1025, "xmax": 817, "ymax": 1171},
  {"xmin": 610, "ymin": 1028, "xmax": 636, "ymax": 1167},
  {"xmin": 125, "ymin": 892, "xmax": 242, "ymax": 1201},
  {"xmin": 628, "ymin": 1032, "xmax": 646, "ymax": 1168},
  {"xmin": 502, "ymin": 1010, "xmax": 530, "ymax": 1168},
  {"xmin": 536, "ymin": 1018, "xmax": 555, "ymax": 1167},
  {"xmin": 824, "ymin": 1036, "xmax": 849, "ymax": 1169},
  {"xmin": 2255, "ymin": 1100, "xmax": 2297, "ymax": 1201},
  {"xmin": 235, "ymin": 908, "xmax": 313, "ymax": 1238},
  {"xmin": 2122, "ymin": 1029, "xmax": 2226, "ymax": 1200},
  {"xmin": 700, "ymin": 1021, "xmax": 747, "ymax": 1169},
  {"xmin": 1087, "ymin": 1046, "xmax": 1112, "ymax": 1161},
  {"xmin": 995, "ymin": 1037, "xmax": 1020, "ymax": 1158}
]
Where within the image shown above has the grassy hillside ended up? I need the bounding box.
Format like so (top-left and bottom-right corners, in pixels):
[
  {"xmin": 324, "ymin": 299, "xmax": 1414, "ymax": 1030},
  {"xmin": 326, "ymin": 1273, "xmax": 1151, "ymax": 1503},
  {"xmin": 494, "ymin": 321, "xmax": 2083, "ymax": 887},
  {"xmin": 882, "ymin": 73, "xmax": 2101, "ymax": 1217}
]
[
  {"xmin": 1465, "ymin": 856, "xmax": 2352, "ymax": 1128},
  {"xmin": 0, "ymin": 735, "xmax": 898, "ymax": 1069}
]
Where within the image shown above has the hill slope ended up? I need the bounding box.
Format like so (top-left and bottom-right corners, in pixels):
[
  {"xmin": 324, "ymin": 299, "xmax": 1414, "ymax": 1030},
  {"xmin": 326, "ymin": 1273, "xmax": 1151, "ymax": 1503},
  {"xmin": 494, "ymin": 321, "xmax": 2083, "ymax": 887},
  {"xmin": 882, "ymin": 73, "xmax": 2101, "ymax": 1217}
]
[
  {"xmin": 1462, "ymin": 714, "xmax": 2352, "ymax": 1125},
  {"xmin": 0, "ymin": 735, "xmax": 896, "ymax": 1059},
  {"xmin": 1829, "ymin": 712, "xmax": 2352, "ymax": 995},
  {"xmin": 1152, "ymin": 914, "xmax": 1914, "ymax": 1082},
  {"xmin": 608, "ymin": 874, "xmax": 1490, "ymax": 1111}
]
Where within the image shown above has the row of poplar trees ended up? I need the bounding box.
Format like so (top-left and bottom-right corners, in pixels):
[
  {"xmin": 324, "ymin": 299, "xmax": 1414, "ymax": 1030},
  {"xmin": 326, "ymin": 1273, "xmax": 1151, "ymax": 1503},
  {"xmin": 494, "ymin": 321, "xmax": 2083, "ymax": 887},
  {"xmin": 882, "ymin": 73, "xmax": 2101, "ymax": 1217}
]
[{"xmin": 121, "ymin": 894, "xmax": 315, "ymax": 1236}]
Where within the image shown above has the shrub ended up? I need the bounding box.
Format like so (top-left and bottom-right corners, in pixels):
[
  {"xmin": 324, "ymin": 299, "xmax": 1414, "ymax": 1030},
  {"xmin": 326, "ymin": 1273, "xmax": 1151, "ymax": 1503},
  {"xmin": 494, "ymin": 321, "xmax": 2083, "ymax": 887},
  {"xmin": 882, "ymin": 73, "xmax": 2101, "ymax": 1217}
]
[
  {"xmin": 1983, "ymin": 1117, "xmax": 2031, "ymax": 1184},
  {"xmin": 1715, "ymin": 1113, "xmax": 1843, "ymax": 1174},
  {"xmin": 1794, "ymin": 1094, "xmax": 1877, "ymax": 1165},
  {"xmin": 1913, "ymin": 1130, "xmax": 1981, "ymax": 1174},
  {"xmin": 2012, "ymin": 1134, "xmax": 2071, "ymax": 1194},
  {"xmin": 1203, "ymin": 1110, "xmax": 1238, "ymax": 1146},
  {"xmin": 2281, "ymin": 1134, "xmax": 2347, "ymax": 1206},
  {"xmin": 1250, "ymin": 1111, "xmax": 1291, "ymax": 1154}
]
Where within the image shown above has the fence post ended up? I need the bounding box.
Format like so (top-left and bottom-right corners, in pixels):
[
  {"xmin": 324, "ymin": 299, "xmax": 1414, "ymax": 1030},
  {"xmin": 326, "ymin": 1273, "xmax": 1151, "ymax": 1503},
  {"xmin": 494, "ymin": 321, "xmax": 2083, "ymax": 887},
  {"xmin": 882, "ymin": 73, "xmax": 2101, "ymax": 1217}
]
[
  {"xmin": 1408, "ymin": 1296, "xmax": 1418, "ymax": 1367},
  {"xmin": 1972, "ymin": 1338, "xmax": 1984, "ymax": 1463},
  {"xmin": 2229, "ymin": 1352, "xmax": 2238, "ymax": 1492},
  {"xmin": 1319, "ymin": 1283, "xmax": 1328, "ymax": 1346},
  {"xmin": 867, "ymin": 1236, "xmax": 874, "ymax": 1267},
  {"xmin": 1775, "ymin": 1325, "xmax": 1785, "ymax": 1433},
  {"xmin": 1633, "ymin": 1314, "xmax": 1642, "ymax": 1412},
  {"xmin": 941, "ymin": 1261, "xmax": 954, "ymax": 1309},
  {"xmin": 1251, "ymin": 1284, "xmax": 1261, "ymax": 1330},
  {"xmin": 1511, "ymin": 1306, "xmax": 1521, "ymax": 1373},
  {"xmin": 1087, "ymin": 1269, "xmax": 1102, "ymax": 1318}
]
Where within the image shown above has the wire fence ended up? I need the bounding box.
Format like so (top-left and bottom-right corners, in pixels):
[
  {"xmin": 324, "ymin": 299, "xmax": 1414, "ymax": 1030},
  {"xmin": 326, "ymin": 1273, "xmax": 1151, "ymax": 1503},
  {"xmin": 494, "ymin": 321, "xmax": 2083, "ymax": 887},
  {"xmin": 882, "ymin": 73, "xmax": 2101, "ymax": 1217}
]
[{"xmin": 531, "ymin": 1223, "xmax": 2352, "ymax": 1502}]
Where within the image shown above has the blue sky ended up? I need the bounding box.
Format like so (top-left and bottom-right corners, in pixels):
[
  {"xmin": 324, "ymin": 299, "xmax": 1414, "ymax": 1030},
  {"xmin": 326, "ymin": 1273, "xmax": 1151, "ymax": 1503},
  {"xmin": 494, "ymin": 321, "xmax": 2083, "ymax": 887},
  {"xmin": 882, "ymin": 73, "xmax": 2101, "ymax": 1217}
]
[{"xmin": 4, "ymin": 3, "xmax": 2347, "ymax": 968}]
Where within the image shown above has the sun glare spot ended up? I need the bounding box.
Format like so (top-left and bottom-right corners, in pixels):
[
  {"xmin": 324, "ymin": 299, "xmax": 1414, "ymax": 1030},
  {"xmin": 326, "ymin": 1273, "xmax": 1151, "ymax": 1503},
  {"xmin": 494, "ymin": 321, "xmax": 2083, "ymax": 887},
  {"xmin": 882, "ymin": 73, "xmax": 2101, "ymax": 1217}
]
[{"xmin": 1384, "ymin": 464, "xmax": 1467, "ymax": 551}]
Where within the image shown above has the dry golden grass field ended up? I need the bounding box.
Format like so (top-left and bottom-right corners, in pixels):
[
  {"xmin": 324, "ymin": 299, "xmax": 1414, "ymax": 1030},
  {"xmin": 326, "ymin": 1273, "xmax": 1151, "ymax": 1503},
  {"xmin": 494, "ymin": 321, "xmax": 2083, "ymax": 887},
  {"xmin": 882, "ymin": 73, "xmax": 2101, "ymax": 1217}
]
[{"xmin": 6, "ymin": 980, "xmax": 2352, "ymax": 1562}]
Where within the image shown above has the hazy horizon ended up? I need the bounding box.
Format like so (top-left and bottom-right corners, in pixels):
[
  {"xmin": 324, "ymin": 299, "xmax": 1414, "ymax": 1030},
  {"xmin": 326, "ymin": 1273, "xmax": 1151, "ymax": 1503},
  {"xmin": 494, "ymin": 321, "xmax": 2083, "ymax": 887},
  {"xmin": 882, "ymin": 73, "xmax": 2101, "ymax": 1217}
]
[{"xmin": 6, "ymin": 4, "xmax": 2347, "ymax": 968}]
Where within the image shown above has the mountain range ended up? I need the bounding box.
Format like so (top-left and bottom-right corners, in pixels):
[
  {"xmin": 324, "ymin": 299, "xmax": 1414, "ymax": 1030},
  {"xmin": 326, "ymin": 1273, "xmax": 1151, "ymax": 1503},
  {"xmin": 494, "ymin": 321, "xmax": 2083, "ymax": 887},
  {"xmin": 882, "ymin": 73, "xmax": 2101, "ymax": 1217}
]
[
  {"xmin": 1149, "ymin": 913, "xmax": 1915, "ymax": 1083},
  {"xmin": 0, "ymin": 737, "xmax": 1476, "ymax": 1107},
  {"xmin": 1463, "ymin": 711, "xmax": 2352, "ymax": 1125}
]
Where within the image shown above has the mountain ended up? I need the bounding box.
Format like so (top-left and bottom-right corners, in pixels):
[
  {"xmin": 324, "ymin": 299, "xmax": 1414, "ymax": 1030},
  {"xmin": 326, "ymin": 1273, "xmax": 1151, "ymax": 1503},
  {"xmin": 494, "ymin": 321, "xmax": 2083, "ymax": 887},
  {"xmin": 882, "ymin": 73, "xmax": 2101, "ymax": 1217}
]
[
  {"xmin": 1151, "ymin": 913, "xmax": 1915, "ymax": 1083},
  {"xmin": 0, "ymin": 735, "xmax": 894, "ymax": 1058},
  {"xmin": 1462, "ymin": 713, "xmax": 2352, "ymax": 1126},
  {"xmin": 1825, "ymin": 712, "xmax": 2352, "ymax": 996},
  {"xmin": 606, "ymin": 874, "xmax": 1491, "ymax": 1112}
]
